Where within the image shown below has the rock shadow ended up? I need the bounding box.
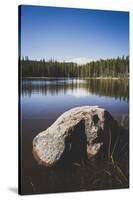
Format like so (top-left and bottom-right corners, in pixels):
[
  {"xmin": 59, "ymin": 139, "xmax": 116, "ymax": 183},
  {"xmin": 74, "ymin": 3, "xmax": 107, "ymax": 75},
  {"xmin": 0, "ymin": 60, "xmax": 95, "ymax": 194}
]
[{"xmin": 59, "ymin": 119, "xmax": 87, "ymax": 166}]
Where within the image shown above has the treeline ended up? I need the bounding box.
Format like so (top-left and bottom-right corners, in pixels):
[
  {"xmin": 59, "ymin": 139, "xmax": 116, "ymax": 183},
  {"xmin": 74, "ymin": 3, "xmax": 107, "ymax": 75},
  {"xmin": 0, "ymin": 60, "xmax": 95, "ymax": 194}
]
[{"xmin": 20, "ymin": 56, "xmax": 129, "ymax": 78}]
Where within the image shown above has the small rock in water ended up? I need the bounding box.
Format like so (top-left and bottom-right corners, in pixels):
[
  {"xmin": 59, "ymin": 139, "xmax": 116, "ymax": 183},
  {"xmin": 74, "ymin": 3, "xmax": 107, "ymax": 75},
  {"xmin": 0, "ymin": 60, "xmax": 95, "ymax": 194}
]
[{"xmin": 32, "ymin": 106, "xmax": 119, "ymax": 167}]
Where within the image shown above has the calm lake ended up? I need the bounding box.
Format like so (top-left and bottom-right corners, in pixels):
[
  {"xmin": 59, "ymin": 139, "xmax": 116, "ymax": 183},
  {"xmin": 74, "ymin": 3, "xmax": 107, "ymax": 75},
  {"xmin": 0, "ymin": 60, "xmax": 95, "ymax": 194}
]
[{"xmin": 20, "ymin": 78, "xmax": 129, "ymax": 194}]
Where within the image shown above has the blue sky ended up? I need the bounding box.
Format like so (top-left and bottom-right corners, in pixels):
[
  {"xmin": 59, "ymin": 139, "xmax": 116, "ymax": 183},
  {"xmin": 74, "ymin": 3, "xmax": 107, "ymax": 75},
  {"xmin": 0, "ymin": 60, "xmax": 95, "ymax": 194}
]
[{"xmin": 20, "ymin": 5, "xmax": 129, "ymax": 61}]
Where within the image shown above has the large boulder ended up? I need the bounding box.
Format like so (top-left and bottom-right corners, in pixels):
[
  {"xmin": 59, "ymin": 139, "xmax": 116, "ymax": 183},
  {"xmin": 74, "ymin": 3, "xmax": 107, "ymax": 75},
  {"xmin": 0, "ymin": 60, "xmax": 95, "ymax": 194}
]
[{"xmin": 32, "ymin": 106, "xmax": 119, "ymax": 167}]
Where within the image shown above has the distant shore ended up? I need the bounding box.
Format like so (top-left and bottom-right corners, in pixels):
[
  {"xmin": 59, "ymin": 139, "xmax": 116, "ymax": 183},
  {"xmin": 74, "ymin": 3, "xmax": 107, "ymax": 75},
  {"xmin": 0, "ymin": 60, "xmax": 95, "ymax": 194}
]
[{"xmin": 22, "ymin": 77, "xmax": 129, "ymax": 80}]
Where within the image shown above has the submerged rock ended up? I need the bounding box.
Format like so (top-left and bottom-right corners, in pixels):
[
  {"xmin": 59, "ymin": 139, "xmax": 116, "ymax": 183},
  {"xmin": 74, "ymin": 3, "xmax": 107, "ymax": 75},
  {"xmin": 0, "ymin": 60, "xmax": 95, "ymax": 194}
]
[{"xmin": 32, "ymin": 106, "xmax": 120, "ymax": 167}]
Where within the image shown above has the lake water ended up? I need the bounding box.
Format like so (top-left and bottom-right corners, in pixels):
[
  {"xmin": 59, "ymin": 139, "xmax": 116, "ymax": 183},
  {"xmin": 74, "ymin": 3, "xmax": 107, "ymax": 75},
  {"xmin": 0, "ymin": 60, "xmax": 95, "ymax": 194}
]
[{"xmin": 20, "ymin": 78, "xmax": 129, "ymax": 194}]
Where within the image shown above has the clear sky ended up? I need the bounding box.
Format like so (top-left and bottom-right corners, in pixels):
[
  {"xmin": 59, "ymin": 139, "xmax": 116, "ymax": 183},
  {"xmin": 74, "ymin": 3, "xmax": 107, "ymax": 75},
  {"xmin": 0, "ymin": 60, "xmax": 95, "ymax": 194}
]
[{"xmin": 20, "ymin": 5, "xmax": 129, "ymax": 61}]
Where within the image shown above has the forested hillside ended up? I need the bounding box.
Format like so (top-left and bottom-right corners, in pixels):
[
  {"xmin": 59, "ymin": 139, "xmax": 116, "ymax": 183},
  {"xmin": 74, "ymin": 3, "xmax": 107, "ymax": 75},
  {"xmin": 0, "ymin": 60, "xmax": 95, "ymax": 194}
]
[{"xmin": 20, "ymin": 56, "xmax": 129, "ymax": 78}]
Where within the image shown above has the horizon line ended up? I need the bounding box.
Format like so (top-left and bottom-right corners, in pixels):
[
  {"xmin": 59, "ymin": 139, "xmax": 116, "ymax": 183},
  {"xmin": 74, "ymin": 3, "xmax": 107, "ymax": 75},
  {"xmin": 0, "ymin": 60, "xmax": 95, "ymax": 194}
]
[{"xmin": 20, "ymin": 54, "xmax": 129, "ymax": 62}]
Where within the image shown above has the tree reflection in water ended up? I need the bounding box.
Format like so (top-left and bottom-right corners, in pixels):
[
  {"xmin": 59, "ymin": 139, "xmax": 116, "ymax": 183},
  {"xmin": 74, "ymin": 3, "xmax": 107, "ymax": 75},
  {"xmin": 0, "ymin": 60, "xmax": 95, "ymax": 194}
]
[{"xmin": 21, "ymin": 78, "xmax": 129, "ymax": 101}]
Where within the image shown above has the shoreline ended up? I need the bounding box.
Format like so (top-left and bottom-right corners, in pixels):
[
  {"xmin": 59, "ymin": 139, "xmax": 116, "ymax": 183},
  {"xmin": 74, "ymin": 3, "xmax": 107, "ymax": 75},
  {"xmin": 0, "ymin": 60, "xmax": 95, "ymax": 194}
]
[{"xmin": 22, "ymin": 77, "xmax": 129, "ymax": 80}]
